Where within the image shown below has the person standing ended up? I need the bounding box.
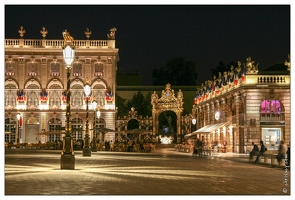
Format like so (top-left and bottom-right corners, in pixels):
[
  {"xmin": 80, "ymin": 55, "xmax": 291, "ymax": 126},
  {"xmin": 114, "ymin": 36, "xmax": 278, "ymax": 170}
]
[
  {"xmin": 286, "ymin": 143, "xmax": 290, "ymax": 167},
  {"xmin": 277, "ymin": 140, "xmax": 288, "ymax": 165},
  {"xmin": 110, "ymin": 140, "xmax": 114, "ymax": 151},
  {"xmin": 249, "ymin": 142, "xmax": 259, "ymax": 160},
  {"xmin": 255, "ymin": 141, "xmax": 266, "ymax": 163}
]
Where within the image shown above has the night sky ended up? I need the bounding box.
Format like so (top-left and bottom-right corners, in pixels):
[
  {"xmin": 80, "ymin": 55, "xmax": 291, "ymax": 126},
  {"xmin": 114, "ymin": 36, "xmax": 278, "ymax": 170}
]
[{"xmin": 4, "ymin": 4, "xmax": 290, "ymax": 85}]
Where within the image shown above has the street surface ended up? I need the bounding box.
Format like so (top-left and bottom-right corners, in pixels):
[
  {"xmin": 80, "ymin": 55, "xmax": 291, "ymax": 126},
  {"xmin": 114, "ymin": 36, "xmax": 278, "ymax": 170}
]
[{"xmin": 4, "ymin": 147, "xmax": 291, "ymax": 196}]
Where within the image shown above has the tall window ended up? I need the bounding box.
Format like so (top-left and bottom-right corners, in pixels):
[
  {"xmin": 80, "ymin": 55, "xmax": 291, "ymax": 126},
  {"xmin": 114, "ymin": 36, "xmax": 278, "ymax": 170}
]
[
  {"xmin": 93, "ymin": 90, "xmax": 105, "ymax": 106},
  {"xmin": 50, "ymin": 62, "xmax": 60, "ymax": 76},
  {"xmin": 72, "ymin": 63, "xmax": 82, "ymax": 76},
  {"xmin": 72, "ymin": 118, "xmax": 83, "ymax": 141},
  {"xmin": 94, "ymin": 63, "xmax": 104, "ymax": 77},
  {"xmin": 71, "ymin": 91, "xmax": 83, "ymax": 107},
  {"xmin": 5, "ymin": 118, "xmax": 16, "ymax": 143},
  {"xmin": 49, "ymin": 91, "xmax": 61, "ymax": 108},
  {"xmin": 48, "ymin": 118, "xmax": 62, "ymax": 142},
  {"xmin": 5, "ymin": 61, "xmax": 15, "ymax": 76},
  {"xmin": 26, "ymin": 91, "xmax": 39, "ymax": 108},
  {"xmin": 27, "ymin": 62, "xmax": 38, "ymax": 76},
  {"xmin": 5, "ymin": 90, "xmax": 16, "ymax": 108},
  {"xmin": 71, "ymin": 84, "xmax": 84, "ymax": 108}
]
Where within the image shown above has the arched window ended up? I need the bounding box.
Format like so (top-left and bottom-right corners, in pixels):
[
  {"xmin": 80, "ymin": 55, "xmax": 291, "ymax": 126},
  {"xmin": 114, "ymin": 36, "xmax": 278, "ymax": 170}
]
[
  {"xmin": 71, "ymin": 84, "xmax": 84, "ymax": 108},
  {"xmin": 5, "ymin": 118, "xmax": 16, "ymax": 143},
  {"xmin": 48, "ymin": 118, "xmax": 62, "ymax": 142},
  {"xmin": 72, "ymin": 118, "xmax": 83, "ymax": 141},
  {"xmin": 260, "ymin": 99, "xmax": 284, "ymax": 121}
]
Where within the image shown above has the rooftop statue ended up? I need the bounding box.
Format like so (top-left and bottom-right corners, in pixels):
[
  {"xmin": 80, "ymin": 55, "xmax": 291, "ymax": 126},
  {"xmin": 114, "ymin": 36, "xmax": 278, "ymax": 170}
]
[{"xmin": 62, "ymin": 30, "xmax": 74, "ymax": 42}]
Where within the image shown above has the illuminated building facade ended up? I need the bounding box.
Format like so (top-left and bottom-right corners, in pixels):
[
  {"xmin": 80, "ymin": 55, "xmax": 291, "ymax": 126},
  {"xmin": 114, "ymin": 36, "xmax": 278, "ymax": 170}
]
[
  {"xmin": 4, "ymin": 27, "xmax": 290, "ymax": 154},
  {"xmin": 5, "ymin": 27, "xmax": 119, "ymax": 145},
  {"xmin": 190, "ymin": 56, "xmax": 290, "ymax": 153}
]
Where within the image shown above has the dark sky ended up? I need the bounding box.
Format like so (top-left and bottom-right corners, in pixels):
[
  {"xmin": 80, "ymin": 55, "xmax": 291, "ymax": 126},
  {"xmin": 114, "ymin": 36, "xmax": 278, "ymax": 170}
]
[{"xmin": 5, "ymin": 5, "xmax": 290, "ymax": 85}]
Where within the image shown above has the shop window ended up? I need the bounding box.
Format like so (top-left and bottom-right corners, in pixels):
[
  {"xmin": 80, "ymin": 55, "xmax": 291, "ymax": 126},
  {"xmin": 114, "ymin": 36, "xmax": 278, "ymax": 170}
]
[{"xmin": 262, "ymin": 128, "xmax": 281, "ymax": 150}]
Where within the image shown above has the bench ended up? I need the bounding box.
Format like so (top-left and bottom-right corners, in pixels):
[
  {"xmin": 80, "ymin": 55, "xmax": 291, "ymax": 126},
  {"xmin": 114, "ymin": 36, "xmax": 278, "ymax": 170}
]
[{"xmin": 252, "ymin": 154, "xmax": 285, "ymax": 166}]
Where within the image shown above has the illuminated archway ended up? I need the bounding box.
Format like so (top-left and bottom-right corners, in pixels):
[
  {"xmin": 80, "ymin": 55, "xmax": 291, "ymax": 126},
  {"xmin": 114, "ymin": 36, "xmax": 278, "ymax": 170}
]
[{"xmin": 151, "ymin": 83, "xmax": 184, "ymax": 144}]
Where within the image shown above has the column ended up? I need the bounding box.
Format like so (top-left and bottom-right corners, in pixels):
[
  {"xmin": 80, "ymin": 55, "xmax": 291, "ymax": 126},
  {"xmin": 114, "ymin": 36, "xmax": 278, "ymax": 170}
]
[{"xmin": 234, "ymin": 92, "xmax": 241, "ymax": 153}]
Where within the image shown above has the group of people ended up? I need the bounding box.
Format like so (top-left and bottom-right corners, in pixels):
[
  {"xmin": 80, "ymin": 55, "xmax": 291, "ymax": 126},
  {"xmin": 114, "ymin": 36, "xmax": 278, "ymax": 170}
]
[{"xmin": 249, "ymin": 140, "xmax": 290, "ymax": 166}]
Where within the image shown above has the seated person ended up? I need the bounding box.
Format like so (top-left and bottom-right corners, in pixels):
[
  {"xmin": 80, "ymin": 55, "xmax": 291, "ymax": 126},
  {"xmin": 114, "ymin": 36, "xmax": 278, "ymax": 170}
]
[
  {"xmin": 249, "ymin": 142, "xmax": 259, "ymax": 160},
  {"xmin": 255, "ymin": 141, "xmax": 266, "ymax": 163}
]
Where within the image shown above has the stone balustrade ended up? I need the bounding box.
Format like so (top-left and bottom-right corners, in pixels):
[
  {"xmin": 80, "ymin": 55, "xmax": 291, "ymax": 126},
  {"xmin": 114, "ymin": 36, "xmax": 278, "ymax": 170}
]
[{"xmin": 5, "ymin": 38, "xmax": 114, "ymax": 49}]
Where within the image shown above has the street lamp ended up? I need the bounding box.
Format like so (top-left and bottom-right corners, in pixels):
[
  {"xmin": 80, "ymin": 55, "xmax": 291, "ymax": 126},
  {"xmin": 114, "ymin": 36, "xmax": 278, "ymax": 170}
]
[
  {"xmin": 192, "ymin": 118, "xmax": 196, "ymax": 131},
  {"xmin": 16, "ymin": 113, "xmax": 21, "ymax": 144},
  {"xmin": 83, "ymin": 82, "xmax": 91, "ymax": 156},
  {"xmin": 97, "ymin": 110, "xmax": 102, "ymax": 144},
  {"xmin": 91, "ymin": 100, "xmax": 98, "ymax": 152},
  {"xmin": 61, "ymin": 30, "xmax": 75, "ymax": 169}
]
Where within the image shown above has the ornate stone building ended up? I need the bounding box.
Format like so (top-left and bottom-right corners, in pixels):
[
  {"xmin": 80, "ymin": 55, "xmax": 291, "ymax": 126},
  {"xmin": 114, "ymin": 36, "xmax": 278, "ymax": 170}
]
[
  {"xmin": 189, "ymin": 56, "xmax": 290, "ymax": 153},
  {"xmin": 4, "ymin": 27, "xmax": 290, "ymax": 154},
  {"xmin": 5, "ymin": 27, "xmax": 119, "ymax": 144}
]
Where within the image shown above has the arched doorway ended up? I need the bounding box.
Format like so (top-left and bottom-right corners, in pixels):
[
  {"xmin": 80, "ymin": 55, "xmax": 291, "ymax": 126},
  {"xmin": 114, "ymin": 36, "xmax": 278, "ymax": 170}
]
[
  {"xmin": 151, "ymin": 83, "xmax": 184, "ymax": 144},
  {"xmin": 158, "ymin": 111, "xmax": 177, "ymax": 144},
  {"xmin": 25, "ymin": 116, "xmax": 40, "ymax": 143}
]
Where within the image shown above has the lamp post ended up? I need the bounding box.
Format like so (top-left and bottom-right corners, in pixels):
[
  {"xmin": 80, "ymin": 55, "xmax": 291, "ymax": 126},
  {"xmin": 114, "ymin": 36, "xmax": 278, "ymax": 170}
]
[
  {"xmin": 83, "ymin": 82, "xmax": 91, "ymax": 156},
  {"xmin": 192, "ymin": 118, "xmax": 196, "ymax": 131},
  {"xmin": 91, "ymin": 100, "xmax": 98, "ymax": 152},
  {"xmin": 192, "ymin": 118, "xmax": 196, "ymax": 139},
  {"xmin": 16, "ymin": 113, "xmax": 21, "ymax": 144},
  {"xmin": 61, "ymin": 30, "xmax": 75, "ymax": 169}
]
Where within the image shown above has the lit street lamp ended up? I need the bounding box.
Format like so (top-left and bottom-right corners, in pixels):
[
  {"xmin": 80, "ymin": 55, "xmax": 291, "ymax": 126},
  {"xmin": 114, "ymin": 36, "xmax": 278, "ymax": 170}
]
[
  {"xmin": 91, "ymin": 100, "xmax": 98, "ymax": 152},
  {"xmin": 83, "ymin": 82, "xmax": 91, "ymax": 156},
  {"xmin": 16, "ymin": 113, "xmax": 21, "ymax": 144},
  {"xmin": 192, "ymin": 118, "xmax": 196, "ymax": 131},
  {"xmin": 61, "ymin": 30, "xmax": 75, "ymax": 169}
]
